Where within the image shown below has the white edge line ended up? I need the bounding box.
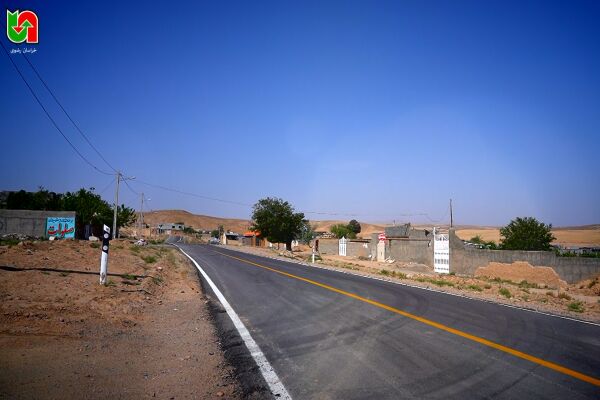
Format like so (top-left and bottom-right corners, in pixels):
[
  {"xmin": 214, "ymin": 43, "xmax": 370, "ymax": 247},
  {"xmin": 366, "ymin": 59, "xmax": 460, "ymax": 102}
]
[
  {"xmin": 174, "ymin": 245, "xmax": 292, "ymax": 400},
  {"xmin": 219, "ymin": 246, "xmax": 600, "ymax": 328}
]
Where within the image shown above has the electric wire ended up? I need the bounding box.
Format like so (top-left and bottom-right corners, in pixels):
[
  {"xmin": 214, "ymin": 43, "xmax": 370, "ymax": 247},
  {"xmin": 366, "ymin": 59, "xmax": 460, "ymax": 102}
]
[
  {"xmin": 2, "ymin": 38, "xmax": 449, "ymax": 223},
  {"xmin": 135, "ymin": 179, "xmax": 253, "ymax": 207},
  {"xmin": 22, "ymin": 53, "xmax": 118, "ymax": 173},
  {"xmin": 123, "ymin": 178, "xmax": 139, "ymax": 196},
  {"xmin": 98, "ymin": 177, "xmax": 116, "ymax": 196},
  {"xmin": 0, "ymin": 40, "xmax": 113, "ymax": 175}
]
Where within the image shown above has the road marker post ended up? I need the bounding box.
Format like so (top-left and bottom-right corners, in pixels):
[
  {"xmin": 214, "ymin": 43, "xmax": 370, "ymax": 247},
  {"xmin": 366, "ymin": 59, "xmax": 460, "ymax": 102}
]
[{"xmin": 99, "ymin": 225, "xmax": 110, "ymax": 285}]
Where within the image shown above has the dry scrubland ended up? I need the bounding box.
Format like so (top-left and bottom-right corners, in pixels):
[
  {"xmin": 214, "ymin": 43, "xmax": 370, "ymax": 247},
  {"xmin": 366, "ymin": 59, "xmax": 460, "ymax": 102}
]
[{"xmin": 0, "ymin": 239, "xmax": 241, "ymax": 399}]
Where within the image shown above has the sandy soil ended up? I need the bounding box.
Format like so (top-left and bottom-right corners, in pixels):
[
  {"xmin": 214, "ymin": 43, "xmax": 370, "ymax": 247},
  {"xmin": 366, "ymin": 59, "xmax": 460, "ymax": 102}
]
[
  {"xmin": 219, "ymin": 244, "xmax": 600, "ymax": 323},
  {"xmin": 456, "ymin": 228, "xmax": 600, "ymax": 247},
  {"xmin": 0, "ymin": 239, "xmax": 241, "ymax": 399}
]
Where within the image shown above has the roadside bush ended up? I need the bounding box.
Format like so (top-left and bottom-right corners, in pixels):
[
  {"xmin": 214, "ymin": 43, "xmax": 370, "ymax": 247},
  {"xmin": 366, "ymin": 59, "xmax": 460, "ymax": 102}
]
[
  {"xmin": 142, "ymin": 255, "xmax": 157, "ymax": 264},
  {"xmin": 467, "ymin": 285, "xmax": 483, "ymax": 292},
  {"xmin": 518, "ymin": 280, "xmax": 539, "ymax": 289},
  {"xmin": 568, "ymin": 301, "xmax": 584, "ymax": 313},
  {"xmin": 557, "ymin": 292, "xmax": 572, "ymax": 301},
  {"xmin": 499, "ymin": 288, "xmax": 512, "ymax": 298}
]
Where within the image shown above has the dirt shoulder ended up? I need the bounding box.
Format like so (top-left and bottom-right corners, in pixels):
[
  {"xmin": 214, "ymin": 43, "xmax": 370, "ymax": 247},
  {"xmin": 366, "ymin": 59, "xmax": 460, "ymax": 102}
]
[
  {"xmin": 220, "ymin": 244, "xmax": 600, "ymax": 324},
  {"xmin": 0, "ymin": 239, "xmax": 241, "ymax": 399}
]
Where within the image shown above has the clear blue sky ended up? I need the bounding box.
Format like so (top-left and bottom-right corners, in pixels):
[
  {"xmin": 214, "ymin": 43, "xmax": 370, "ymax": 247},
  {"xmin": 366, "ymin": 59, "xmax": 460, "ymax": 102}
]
[{"xmin": 2, "ymin": 0, "xmax": 599, "ymax": 226}]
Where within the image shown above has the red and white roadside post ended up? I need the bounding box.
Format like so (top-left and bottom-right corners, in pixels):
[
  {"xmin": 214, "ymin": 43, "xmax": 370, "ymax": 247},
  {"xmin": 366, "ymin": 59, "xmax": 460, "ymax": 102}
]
[{"xmin": 100, "ymin": 224, "xmax": 110, "ymax": 285}]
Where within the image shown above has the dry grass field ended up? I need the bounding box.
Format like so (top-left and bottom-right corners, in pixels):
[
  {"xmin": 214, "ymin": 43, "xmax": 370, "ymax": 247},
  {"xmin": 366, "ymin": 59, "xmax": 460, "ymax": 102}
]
[{"xmin": 456, "ymin": 226, "xmax": 600, "ymax": 247}]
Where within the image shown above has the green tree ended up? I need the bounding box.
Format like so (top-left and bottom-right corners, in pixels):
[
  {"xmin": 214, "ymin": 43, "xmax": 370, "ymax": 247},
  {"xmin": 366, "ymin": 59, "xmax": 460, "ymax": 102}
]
[
  {"xmin": 210, "ymin": 229, "xmax": 220, "ymax": 238},
  {"xmin": 116, "ymin": 204, "xmax": 137, "ymax": 233},
  {"xmin": 6, "ymin": 187, "xmax": 62, "ymax": 210},
  {"xmin": 500, "ymin": 217, "xmax": 555, "ymax": 251},
  {"xmin": 251, "ymin": 197, "xmax": 306, "ymax": 251},
  {"xmin": 5, "ymin": 187, "xmax": 135, "ymax": 238},
  {"xmin": 330, "ymin": 223, "xmax": 356, "ymax": 239},
  {"xmin": 470, "ymin": 235, "xmax": 484, "ymax": 244},
  {"xmin": 298, "ymin": 221, "xmax": 316, "ymax": 244},
  {"xmin": 348, "ymin": 219, "xmax": 362, "ymax": 235}
]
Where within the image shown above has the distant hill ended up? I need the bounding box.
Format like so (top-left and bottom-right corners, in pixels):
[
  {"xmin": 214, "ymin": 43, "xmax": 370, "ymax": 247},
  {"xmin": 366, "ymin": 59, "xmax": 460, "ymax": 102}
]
[
  {"xmin": 143, "ymin": 210, "xmax": 388, "ymax": 237},
  {"xmin": 143, "ymin": 210, "xmax": 251, "ymax": 233},
  {"xmin": 309, "ymin": 220, "xmax": 385, "ymax": 236}
]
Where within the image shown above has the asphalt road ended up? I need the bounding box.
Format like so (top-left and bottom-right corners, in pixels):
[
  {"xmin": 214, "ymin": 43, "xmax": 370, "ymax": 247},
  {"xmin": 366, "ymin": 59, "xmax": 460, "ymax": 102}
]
[{"xmin": 177, "ymin": 243, "xmax": 600, "ymax": 399}]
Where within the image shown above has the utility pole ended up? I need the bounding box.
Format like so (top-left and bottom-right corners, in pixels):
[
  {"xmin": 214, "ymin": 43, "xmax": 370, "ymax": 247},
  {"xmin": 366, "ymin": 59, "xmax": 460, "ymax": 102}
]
[
  {"xmin": 450, "ymin": 198, "xmax": 454, "ymax": 228},
  {"xmin": 139, "ymin": 192, "xmax": 144, "ymax": 237},
  {"xmin": 112, "ymin": 171, "xmax": 121, "ymax": 239},
  {"xmin": 112, "ymin": 171, "xmax": 135, "ymax": 240}
]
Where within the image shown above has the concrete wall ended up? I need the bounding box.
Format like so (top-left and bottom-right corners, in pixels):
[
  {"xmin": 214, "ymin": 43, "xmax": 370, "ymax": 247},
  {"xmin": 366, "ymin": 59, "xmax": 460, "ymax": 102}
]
[
  {"xmin": 318, "ymin": 238, "xmax": 339, "ymax": 255},
  {"xmin": 369, "ymin": 231, "xmax": 434, "ymax": 266},
  {"xmin": 0, "ymin": 209, "xmax": 76, "ymax": 238},
  {"xmin": 386, "ymin": 238, "xmax": 433, "ymax": 266},
  {"xmin": 318, "ymin": 238, "xmax": 371, "ymax": 258},
  {"xmin": 449, "ymin": 230, "xmax": 600, "ymax": 284}
]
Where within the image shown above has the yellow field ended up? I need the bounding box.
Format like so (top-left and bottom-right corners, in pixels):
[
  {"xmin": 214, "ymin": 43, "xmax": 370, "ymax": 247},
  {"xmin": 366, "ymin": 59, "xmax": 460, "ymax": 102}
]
[{"xmin": 456, "ymin": 228, "xmax": 600, "ymax": 247}]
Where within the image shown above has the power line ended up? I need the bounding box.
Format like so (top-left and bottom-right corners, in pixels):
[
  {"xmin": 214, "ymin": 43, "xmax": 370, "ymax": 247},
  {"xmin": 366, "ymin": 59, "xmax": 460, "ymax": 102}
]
[
  {"xmin": 1, "ymin": 38, "xmax": 449, "ymax": 223},
  {"xmin": 0, "ymin": 40, "xmax": 113, "ymax": 176},
  {"xmin": 22, "ymin": 53, "xmax": 118, "ymax": 173},
  {"xmin": 98, "ymin": 177, "xmax": 116, "ymax": 195},
  {"xmin": 135, "ymin": 179, "xmax": 253, "ymax": 207},
  {"xmin": 123, "ymin": 178, "xmax": 139, "ymax": 196},
  {"xmin": 133, "ymin": 179, "xmax": 448, "ymax": 222}
]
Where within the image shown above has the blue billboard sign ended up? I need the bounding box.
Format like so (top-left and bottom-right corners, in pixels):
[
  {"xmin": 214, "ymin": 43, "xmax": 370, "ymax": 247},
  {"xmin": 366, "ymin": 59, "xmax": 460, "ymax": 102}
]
[{"xmin": 46, "ymin": 217, "xmax": 76, "ymax": 239}]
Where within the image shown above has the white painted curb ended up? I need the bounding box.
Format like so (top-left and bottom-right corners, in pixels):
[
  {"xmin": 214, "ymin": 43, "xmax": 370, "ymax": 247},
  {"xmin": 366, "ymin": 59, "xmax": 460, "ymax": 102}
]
[{"xmin": 175, "ymin": 245, "xmax": 292, "ymax": 400}]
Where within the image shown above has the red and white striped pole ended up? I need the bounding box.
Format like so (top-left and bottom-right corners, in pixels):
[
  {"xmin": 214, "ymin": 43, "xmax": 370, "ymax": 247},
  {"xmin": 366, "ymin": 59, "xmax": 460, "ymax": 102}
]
[{"xmin": 100, "ymin": 224, "xmax": 110, "ymax": 285}]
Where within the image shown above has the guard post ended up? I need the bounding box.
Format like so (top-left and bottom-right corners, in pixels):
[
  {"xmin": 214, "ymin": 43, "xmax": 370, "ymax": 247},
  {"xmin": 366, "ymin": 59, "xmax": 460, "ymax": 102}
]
[{"xmin": 100, "ymin": 224, "xmax": 110, "ymax": 285}]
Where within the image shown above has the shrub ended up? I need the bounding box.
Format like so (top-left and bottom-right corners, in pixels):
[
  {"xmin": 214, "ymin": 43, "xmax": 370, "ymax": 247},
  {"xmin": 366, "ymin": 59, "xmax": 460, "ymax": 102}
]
[
  {"xmin": 499, "ymin": 288, "xmax": 512, "ymax": 298},
  {"xmin": 467, "ymin": 285, "xmax": 483, "ymax": 292},
  {"xmin": 518, "ymin": 280, "xmax": 539, "ymax": 289},
  {"xmin": 431, "ymin": 279, "xmax": 454, "ymax": 287},
  {"xmin": 568, "ymin": 301, "xmax": 584, "ymax": 313},
  {"xmin": 142, "ymin": 255, "xmax": 157, "ymax": 264},
  {"xmin": 557, "ymin": 292, "xmax": 572, "ymax": 301}
]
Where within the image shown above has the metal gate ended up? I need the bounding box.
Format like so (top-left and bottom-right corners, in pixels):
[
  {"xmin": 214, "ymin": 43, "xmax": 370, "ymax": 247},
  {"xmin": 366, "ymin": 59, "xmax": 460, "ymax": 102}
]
[
  {"xmin": 433, "ymin": 228, "xmax": 450, "ymax": 274},
  {"xmin": 339, "ymin": 237, "xmax": 347, "ymax": 256}
]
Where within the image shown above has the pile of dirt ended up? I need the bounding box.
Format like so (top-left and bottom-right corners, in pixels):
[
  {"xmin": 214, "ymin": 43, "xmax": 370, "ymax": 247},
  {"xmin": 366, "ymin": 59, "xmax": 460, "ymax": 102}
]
[
  {"xmin": 0, "ymin": 239, "xmax": 242, "ymax": 399},
  {"xmin": 475, "ymin": 261, "xmax": 567, "ymax": 288}
]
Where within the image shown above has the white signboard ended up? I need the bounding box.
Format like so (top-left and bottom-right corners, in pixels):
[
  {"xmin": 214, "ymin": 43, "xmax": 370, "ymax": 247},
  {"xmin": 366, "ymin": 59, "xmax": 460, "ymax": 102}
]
[{"xmin": 433, "ymin": 229, "xmax": 450, "ymax": 274}]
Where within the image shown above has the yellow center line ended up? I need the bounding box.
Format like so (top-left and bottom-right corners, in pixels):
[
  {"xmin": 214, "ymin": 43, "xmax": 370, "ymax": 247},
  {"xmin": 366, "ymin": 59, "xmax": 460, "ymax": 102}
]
[{"xmin": 211, "ymin": 248, "xmax": 600, "ymax": 387}]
